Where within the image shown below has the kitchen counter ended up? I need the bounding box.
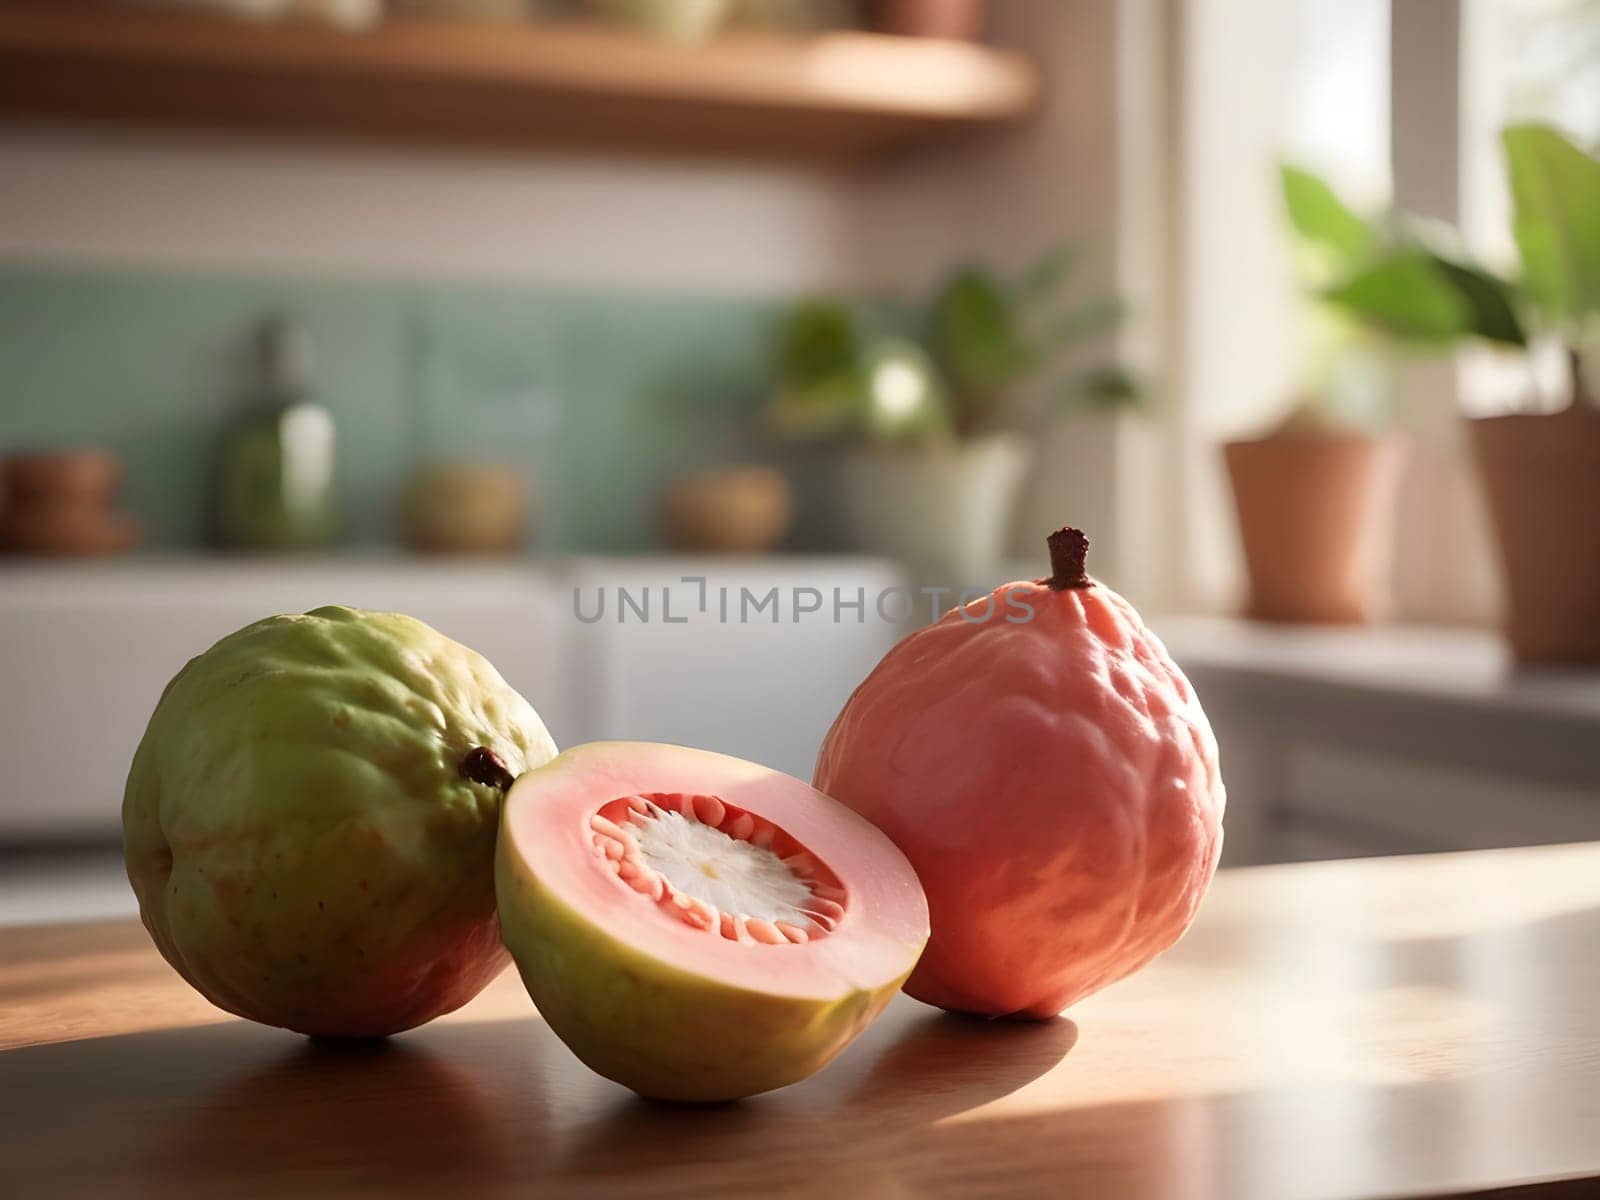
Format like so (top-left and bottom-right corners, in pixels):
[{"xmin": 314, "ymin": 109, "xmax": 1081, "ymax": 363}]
[
  {"xmin": 1154, "ymin": 619, "xmax": 1600, "ymax": 866},
  {"xmin": 1156, "ymin": 617, "xmax": 1600, "ymax": 730},
  {"xmin": 4, "ymin": 843, "xmax": 1598, "ymax": 1198}
]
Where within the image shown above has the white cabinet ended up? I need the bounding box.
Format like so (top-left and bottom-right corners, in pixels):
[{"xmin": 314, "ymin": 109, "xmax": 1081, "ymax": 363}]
[
  {"xmin": 1159, "ymin": 618, "xmax": 1600, "ymax": 867},
  {"xmin": 557, "ymin": 557, "xmax": 909, "ymax": 782},
  {"xmin": 0, "ymin": 560, "xmax": 562, "ymax": 839},
  {"xmin": 0, "ymin": 556, "xmax": 906, "ymax": 840}
]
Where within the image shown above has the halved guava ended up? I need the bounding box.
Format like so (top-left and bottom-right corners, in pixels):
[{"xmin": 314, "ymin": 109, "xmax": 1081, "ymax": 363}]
[{"xmin": 495, "ymin": 741, "xmax": 929, "ymax": 1102}]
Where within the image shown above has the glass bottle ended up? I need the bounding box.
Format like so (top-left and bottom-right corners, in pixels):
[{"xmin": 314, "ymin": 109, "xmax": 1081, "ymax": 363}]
[{"xmin": 214, "ymin": 316, "xmax": 338, "ymax": 550}]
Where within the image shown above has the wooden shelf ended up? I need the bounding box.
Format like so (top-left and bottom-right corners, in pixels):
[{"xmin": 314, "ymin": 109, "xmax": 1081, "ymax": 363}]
[{"xmin": 0, "ymin": 5, "xmax": 1042, "ymax": 163}]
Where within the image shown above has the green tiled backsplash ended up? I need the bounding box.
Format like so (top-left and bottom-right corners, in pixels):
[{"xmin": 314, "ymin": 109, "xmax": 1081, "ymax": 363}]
[{"xmin": 0, "ymin": 262, "xmax": 782, "ymax": 551}]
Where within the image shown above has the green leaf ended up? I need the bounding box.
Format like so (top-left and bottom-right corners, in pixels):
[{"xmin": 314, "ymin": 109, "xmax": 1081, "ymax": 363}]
[
  {"xmin": 930, "ymin": 267, "xmax": 1033, "ymax": 400},
  {"xmin": 766, "ymin": 377, "xmax": 861, "ymax": 440},
  {"xmin": 1041, "ymin": 293, "xmax": 1129, "ymax": 348},
  {"xmin": 1322, "ymin": 249, "xmax": 1469, "ymax": 344},
  {"xmin": 1066, "ymin": 364, "xmax": 1143, "ymax": 412},
  {"xmin": 1428, "ymin": 255, "xmax": 1526, "ymax": 346},
  {"xmin": 1017, "ymin": 242, "xmax": 1078, "ymax": 303},
  {"xmin": 768, "ymin": 300, "xmax": 868, "ymax": 440},
  {"xmin": 1502, "ymin": 123, "xmax": 1600, "ymax": 325},
  {"xmin": 774, "ymin": 300, "xmax": 860, "ymax": 389},
  {"xmin": 1281, "ymin": 164, "xmax": 1379, "ymax": 266}
]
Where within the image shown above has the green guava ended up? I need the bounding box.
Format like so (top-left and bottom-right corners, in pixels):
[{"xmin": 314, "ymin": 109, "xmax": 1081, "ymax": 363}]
[
  {"xmin": 123, "ymin": 605, "xmax": 557, "ymax": 1037},
  {"xmin": 495, "ymin": 742, "xmax": 929, "ymax": 1102}
]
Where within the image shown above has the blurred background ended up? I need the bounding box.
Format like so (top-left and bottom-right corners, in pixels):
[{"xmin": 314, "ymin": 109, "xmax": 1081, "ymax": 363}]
[{"xmin": 1, "ymin": 0, "xmax": 1597, "ymax": 920}]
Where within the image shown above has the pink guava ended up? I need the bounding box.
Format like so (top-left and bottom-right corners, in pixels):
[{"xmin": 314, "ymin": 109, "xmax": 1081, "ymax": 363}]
[{"xmin": 814, "ymin": 529, "xmax": 1225, "ymax": 1019}]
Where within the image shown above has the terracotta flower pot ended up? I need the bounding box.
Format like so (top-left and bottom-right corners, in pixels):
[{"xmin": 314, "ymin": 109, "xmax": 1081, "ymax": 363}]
[
  {"xmin": 1470, "ymin": 407, "xmax": 1600, "ymax": 664},
  {"xmin": 1223, "ymin": 432, "xmax": 1406, "ymax": 624},
  {"xmin": 867, "ymin": 0, "xmax": 984, "ymax": 40}
]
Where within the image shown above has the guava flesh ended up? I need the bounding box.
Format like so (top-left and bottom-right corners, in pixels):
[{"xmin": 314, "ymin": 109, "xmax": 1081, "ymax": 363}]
[
  {"xmin": 122, "ymin": 606, "xmax": 557, "ymax": 1037},
  {"xmin": 495, "ymin": 742, "xmax": 928, "ymax": 1102}
]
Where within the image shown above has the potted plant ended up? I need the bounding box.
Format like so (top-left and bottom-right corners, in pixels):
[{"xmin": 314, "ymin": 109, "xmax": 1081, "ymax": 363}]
[
  {"xmin": 1221, "ymin": 164, "xmax": 1473, "ymax": 624},
  {"xmin": 1293, "ymin": 124, "xmax": 1599, "ymax": 662},
  {"xmin": 1471, "ymin": 125, "xmax": 1599, "ymax": 664},
  {"xmin": 768, "ymin": 246, "xmax": 1137, "ymax": 583}
]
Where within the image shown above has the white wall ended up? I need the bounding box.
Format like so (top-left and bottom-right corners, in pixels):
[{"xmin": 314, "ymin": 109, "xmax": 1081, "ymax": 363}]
[
  {"xmin": 849, "ymin": 0, "xmax": 1123, "ymax": 293},
  {"xmin": 1163, "ymin": 0, "xmax": 1299, "ymax": 614},
  {"xmin": 0, "ymin": 123, "xmax": 858, "ymax": 294},
  {"xmin": 1389, "ymin": 0, "xmax": 1499, "ymax": 627}
]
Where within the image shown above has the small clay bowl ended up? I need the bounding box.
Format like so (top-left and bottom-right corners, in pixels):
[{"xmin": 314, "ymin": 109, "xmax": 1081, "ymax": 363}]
[
  {"xmin": 662, "ymin": 465, "xmax": 792, "ymax": 554},
  {"xmin": 0, "ymin": 507, "xmax": 140, "ymax": 557},
  {"xmin": 402, "ymin": 462, "xmax": 532, "ymax": 555},
  {"xmin": 3, "ymin": 449, "xmax": 123, "ymax": 509}
]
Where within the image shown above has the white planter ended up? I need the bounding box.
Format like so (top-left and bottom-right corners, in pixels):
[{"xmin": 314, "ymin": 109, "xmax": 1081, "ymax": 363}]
[{"xmin": 837, "ymin": 435, "xmax": 1031, "ymax": 587}]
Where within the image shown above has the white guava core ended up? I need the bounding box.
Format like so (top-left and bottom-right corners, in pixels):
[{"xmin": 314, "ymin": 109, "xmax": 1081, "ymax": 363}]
[{"xmin": 630, "ymin": 804, "xmax": 815, "ymax": 927}]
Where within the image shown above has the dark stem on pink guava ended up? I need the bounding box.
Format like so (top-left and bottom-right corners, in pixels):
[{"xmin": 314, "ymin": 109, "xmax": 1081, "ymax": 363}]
[
  {"xmin": 1044, "ymin": 527, "xmax": 1092, "ymax": 590},
  {"xmin": 460, "ymin": 746, "xmax": 515, "ymax": 791}
]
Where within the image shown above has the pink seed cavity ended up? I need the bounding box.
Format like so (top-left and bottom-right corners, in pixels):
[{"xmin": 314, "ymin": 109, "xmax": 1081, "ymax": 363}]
[{"xmin": 589, "ymin": 792, "xmax": 847, "ymax": 945}]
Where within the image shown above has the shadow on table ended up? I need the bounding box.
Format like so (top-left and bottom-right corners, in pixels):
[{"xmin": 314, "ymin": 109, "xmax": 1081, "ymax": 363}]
[
  {"xmin": 0, "ymin": 1001, "xmax": 1076, "ymax": 1195},
  {"xmin": 7, "ymin": 953, "xmax": 1597, "ymax": 1200},
  {"xmin": 550, "ymin": 1007, "xmax": 1080, "ymax": 1187},
  {"xmin": 0, "ymin": 1015, "xmax": 544, "ymax": 1194},
  {"xmin": 0, "ymin": 999, "xmax": 1078, "ymax": 1193}
]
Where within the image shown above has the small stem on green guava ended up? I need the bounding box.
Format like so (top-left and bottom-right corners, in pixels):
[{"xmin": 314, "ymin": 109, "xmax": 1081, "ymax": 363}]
[
  {"xmin": 1045, "ymin": 527, "xmax": 1092, "ymax": 590},
  {"xmin": 460, "ymin": 747, "xmax": 515, "ymax": 791}
]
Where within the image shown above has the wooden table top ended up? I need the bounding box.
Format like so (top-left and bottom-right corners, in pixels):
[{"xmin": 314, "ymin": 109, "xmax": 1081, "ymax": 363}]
[{"xmin": 4, "ymin": 843, "xmax": 1599, "ymax": 1199}]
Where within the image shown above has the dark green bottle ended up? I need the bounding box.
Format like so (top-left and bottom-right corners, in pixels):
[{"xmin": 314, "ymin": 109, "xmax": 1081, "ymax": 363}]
[{"xmin": 214, "ymin": 316, "xmax": 338, "ymax": 550}]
